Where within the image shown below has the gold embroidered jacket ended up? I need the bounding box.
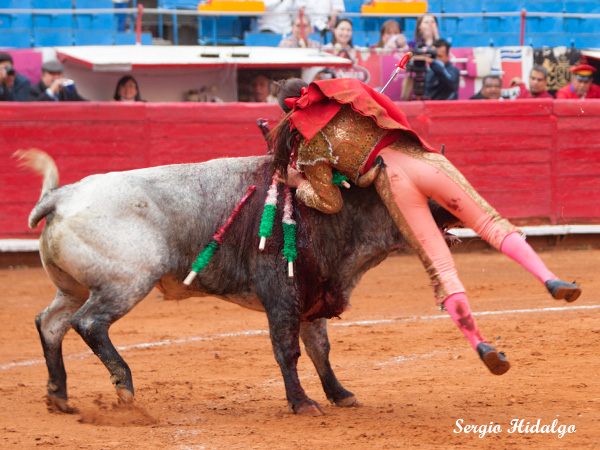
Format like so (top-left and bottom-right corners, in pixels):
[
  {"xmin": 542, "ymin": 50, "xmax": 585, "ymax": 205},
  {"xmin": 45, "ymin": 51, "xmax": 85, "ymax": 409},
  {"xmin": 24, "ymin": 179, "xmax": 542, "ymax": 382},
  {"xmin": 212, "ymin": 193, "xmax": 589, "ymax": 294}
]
[{"xmin": 294, "ymin": 105, "xmax": 385, "ymax": 214}]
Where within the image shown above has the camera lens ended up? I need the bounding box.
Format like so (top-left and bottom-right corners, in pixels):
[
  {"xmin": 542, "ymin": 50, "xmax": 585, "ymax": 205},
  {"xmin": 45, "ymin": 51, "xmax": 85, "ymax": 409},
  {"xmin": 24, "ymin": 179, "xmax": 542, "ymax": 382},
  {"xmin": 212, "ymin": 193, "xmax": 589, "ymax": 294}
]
[{"xmin": 5, "ymin": 65, "xmax": 15, "ymax": 76}]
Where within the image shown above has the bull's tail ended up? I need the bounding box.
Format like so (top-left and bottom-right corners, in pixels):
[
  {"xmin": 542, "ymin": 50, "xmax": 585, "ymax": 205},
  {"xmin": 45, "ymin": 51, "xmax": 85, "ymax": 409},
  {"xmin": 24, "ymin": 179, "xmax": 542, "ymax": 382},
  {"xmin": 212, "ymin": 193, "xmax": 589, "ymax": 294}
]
[{"xmin": 13, "ymin": 149, "xmax": 60, "ymax": 229}]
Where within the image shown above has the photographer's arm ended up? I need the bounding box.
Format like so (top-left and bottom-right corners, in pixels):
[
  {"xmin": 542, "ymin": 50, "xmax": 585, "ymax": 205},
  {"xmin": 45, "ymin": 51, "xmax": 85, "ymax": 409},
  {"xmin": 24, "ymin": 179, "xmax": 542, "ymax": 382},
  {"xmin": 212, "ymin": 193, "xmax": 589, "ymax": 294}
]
[{"xmin": 429, "ymin": 59, "xmax": 459, "ymax": 88}]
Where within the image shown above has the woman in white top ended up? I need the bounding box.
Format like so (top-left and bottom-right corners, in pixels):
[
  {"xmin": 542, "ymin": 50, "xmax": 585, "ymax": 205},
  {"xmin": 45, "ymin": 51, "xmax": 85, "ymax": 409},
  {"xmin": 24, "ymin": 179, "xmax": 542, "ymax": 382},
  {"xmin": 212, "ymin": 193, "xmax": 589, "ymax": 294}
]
[{"xmin": 322, "ymin": 18, "xmax": 355, "ymax": 58}]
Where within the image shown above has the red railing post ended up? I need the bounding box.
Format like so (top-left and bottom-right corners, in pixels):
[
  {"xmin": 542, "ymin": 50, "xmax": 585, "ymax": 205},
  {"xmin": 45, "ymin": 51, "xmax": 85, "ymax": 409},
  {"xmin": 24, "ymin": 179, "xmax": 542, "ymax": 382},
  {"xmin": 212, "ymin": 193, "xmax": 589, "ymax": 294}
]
[
  {"xmin": 520, "ymin": 8, "xmax": 526, "ymax": 46},
  {"xmin": 136, "ymin": 4, "xmax": 144, "ymax": 45}
]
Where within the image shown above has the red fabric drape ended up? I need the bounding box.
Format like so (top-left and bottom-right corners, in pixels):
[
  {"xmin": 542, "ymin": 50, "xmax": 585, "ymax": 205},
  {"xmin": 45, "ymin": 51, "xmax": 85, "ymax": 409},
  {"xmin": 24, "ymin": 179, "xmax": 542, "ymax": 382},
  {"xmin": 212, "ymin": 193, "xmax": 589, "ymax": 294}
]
[{"xmin": 287, "ymin": 78, "xmax": 438, "ymax": 153}]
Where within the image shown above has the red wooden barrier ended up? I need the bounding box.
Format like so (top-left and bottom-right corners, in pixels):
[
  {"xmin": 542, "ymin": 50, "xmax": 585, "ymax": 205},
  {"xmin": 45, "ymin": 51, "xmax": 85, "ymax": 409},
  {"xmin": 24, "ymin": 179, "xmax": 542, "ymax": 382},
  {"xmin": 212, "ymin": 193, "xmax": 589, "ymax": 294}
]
[{"xmin": 1, "ymin": 100, "xmax": 600, "ymax": 239}]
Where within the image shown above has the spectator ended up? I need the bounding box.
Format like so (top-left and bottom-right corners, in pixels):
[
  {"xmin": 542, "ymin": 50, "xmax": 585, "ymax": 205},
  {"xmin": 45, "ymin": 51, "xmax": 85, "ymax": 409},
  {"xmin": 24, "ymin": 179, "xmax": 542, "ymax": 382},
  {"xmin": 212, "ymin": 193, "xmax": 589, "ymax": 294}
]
[
  {"xmin": 424, "ymin": 39, "xmax": 460, "ymax": 100},
  {"xmin": 409, "ymin": 14, "xmax": 440, "ymax": 50},
  {"xmin": 470, "ymin": 74, "xmax": 502, "ymax": 100},
  {"xmin": 0, "ymin": 53, "xmax": 31, "ymax": 102},
  {"xmin": 322, "ymin": 18, "xmax": 355, "ymax": 57},
  {"xmin": 312, "ymin": 68, "xmax": 337, "ymax": 82},
  {"xmin": 251, "ymin": 73, "xmax": 277, "ymax": 103},
  {"xmin": 0, "ymin": 65, "xmax": 14, "ymax": 101},
  {"xmin": 29, "ymin": 60, "xmax": 86, "ymax": 102},
  {"xmin": 113, "ymin": 75, "xmax": 145, "ymax": 102},
  {"xmin": 257, "ymin": 0, "xmax": 294, "ymax": 35},
  {"xmin": 279, "ymin": 13, "xmax": 320, "ymax": 48},
  {"xmin": 297, "ymin": 0, "xmax": 345, "ymax": 32},
  {"xmin": 373, "ymin": 19, "xmax": 408, "ymax": 51},
  {"xmin": 511, "ymin": 65, "xmax": 553, "ymax": 99},
  {"xmin": 556, "ymin": 64, "xmax": 600, "ymax": 100}
]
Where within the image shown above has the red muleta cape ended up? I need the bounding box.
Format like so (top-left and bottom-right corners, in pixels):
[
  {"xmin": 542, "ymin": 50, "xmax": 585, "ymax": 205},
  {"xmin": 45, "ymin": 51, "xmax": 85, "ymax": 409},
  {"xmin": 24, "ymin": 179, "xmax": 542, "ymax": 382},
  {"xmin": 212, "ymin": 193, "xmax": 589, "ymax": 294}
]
[{"xmin": 287, "ymin": 78, "xmax": 438, "ymax": 156}]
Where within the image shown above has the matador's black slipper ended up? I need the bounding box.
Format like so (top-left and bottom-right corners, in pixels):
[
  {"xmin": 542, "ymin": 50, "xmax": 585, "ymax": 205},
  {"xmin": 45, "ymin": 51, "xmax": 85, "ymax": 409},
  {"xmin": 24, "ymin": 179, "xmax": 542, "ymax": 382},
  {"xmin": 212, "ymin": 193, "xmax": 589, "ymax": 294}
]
[
  {"xmin": 545, "ymin": 279, "xmax": 581, "ymax": 303},
  {"xmin": 477, "ymin": 343, "xmax": 511, "ymax": 375}
]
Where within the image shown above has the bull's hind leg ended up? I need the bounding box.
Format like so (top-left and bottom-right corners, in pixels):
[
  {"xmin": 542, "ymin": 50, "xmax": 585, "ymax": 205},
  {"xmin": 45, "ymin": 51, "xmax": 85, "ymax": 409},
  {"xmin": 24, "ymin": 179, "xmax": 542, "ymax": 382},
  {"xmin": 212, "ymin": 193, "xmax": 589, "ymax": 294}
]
[
  {"xmin": 300, "ymin": 318, "xmax": 359, "ymax": 407},
  {"xmin": 70, "ymin": 288, "xmax": 149, "ymax": 404},
  {"xmin": 35, "ymin": 289, "xmax": 85, "ymax": 413}
]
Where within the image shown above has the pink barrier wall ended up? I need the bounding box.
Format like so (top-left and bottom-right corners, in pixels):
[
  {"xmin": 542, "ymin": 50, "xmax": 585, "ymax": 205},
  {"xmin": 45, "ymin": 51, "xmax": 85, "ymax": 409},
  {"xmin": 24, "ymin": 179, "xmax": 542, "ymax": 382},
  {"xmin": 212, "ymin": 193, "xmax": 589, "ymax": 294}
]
[{"xmin": 2, "ymin": 100, "xmax": 600, "ymax": 239}]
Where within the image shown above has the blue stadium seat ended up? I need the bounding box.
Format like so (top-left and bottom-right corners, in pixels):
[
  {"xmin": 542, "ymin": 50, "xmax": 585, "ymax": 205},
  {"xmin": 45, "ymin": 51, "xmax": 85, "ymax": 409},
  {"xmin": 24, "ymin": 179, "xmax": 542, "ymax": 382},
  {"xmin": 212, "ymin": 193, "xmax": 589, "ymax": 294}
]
[
  {"xmin": 244, "ymin": 32, "xmax": 281, "ymax": 46},
  {"xmin": 427, "ymin": 0, "xmax": 443, "ymax": 13},
  {"xmin": 488, "ymin": 32, "xmax": 521, "ymax": 47},
  {"xmin": 439, "ymin": 17, "xmax": 460, "ymax": 35},
  {"xmin": 0, "ymin": 12, "xmax": 32, "ymax": 30},
  {"xmin": 198, "ymin": 16, "xmax": 247, "ymax": 45},
  {"xmin": 484, "ymin": 16, "xmax": 521, "ymax": 33},
  {"xmin": 1, "ymin": 0, "xmax": 32, "ymax": 8},
  {"xmin": 0, "ymin": 29, "xmax": 32, "ymax": 48},
  {"xmin": 33, "ymin": 0, "xmax": 73, "ymax": 28},
  {"xmin": 526, "ymin": 32, "xmax": 571, "ymax": 47},
  {"xmin": 73, "ymin": 29, "xmax": 115, "ymax": 45},
  {"xmin": 443, "ymin": 0, "xmax": 484, "ymax": 13},
  {"xmin": 344, "ymin": 0, "xmax": 363, "ymax": 13},
  {"xmin": 482, "ymin": 0, "xmax": 523, "ymax": 13},
  {"xmin": 458, "ymin": 16, "xmax": 485, "ymax": 33},
  {"xmin": 564, "ymin": 1, "xmax": 600, "ymax": 13},
  {"xmin": 365, "ymin": 31, "xmax": 380, "ymax": 47},
  {"xmin": 33, "ymin": 29, "xmax": 73, "ymax": 46},
  {"xmin": 569, "ymin": 33, "xmax": 600, "ymax": 48},
  {"xmin": 450, "ymin": 33, "xmax": 495, "ymax": 47},
  {"xmin": 525, "ymin": 16, "xmax": 563, "ymax": 33},
  {"xmin": 522, "ymin": 0, "xmax": 565, "ymax": 13},
  {"xmin": 564, "ymin": 16, "xmax": 600, "ymax": 33},
  {"xmin": 74, "ymin": 0, "xmax": 115, "ymax": 30},
  {"xmin": 159, "ymin": 0, "xmax": 198, "ymax": 8},
  {"xmin": 403, "ymin": 18, "xmax": 417, "ymax": 39}
]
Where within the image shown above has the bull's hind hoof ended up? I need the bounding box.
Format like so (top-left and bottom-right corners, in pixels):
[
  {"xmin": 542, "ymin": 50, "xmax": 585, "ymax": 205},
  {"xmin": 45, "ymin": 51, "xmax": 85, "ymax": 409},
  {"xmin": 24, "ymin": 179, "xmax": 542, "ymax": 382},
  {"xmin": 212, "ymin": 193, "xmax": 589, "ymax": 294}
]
[
  {"xmin": 289, "ymin": 400, "xmax": 323, "ymax": 416},
  {"xmin": 115, "ymin": 386, "xmax": 134, "ymax": 404},
  {"xmin": 477, "ymin": 343, "xmax": 510, "ymax": 376},
  {"xmin": 46, "ymin": 393, "xmax": 76, "ymax": 414},
  {"xmin": 330, "ymin": 395, "xmax": 361, "ymax": 408}
]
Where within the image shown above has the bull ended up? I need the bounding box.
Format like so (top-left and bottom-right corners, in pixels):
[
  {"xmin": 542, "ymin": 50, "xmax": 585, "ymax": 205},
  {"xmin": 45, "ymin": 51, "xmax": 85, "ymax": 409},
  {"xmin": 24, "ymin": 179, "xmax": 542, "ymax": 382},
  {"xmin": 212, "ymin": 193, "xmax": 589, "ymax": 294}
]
[{"xmin": 16, "ymin": 149, "xmax": 459, "ymax": 416}]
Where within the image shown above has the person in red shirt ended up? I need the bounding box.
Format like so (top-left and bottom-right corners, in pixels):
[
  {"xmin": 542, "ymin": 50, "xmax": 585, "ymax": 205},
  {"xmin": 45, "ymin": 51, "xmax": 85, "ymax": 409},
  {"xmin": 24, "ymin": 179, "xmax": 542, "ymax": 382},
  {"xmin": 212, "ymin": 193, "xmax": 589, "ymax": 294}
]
[
  {"xmin": 511, "ymin": 65, "xmax": 554, "ymax": 99},
  {"xmin": 556, "ymin": 64, "xmax": 600, "ymax": 99}
]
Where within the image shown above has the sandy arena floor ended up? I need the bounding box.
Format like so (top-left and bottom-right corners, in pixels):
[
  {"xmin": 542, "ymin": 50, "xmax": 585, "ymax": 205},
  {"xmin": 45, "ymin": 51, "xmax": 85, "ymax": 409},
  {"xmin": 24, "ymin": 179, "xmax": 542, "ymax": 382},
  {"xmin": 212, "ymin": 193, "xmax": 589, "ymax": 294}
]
[{"xmin": 1, "ymin": 248, "xmax": 599, "ymax": 450}]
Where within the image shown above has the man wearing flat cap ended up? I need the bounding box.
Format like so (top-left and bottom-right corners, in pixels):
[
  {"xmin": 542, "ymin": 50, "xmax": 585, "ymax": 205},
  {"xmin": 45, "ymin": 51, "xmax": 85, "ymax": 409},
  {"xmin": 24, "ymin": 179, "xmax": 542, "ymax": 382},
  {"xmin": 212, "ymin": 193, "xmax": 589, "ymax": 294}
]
[
  {"xmin": 556, "ymin": 64, "xmax": 600, "ymax": 100},
  {"xmin": 29, "ymin": 60, "xmax": 87, "ymax": 102}
]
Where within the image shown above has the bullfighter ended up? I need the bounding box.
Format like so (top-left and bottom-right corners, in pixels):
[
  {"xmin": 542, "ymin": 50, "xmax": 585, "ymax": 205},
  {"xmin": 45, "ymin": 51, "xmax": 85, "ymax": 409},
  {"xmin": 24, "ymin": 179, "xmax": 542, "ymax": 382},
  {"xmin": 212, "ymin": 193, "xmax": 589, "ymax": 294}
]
[{"xmin": 270, "ymin": 77, "xmax": 581, "ymax": 376}]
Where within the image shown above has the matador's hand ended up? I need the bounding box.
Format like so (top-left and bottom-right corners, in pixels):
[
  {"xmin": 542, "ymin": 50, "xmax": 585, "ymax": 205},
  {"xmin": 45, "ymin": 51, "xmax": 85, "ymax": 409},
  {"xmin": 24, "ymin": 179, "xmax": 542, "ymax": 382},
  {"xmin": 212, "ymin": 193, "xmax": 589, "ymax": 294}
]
[{"xmin": 275, "ymin": 166, "xmax": 305, "ymax": 189}]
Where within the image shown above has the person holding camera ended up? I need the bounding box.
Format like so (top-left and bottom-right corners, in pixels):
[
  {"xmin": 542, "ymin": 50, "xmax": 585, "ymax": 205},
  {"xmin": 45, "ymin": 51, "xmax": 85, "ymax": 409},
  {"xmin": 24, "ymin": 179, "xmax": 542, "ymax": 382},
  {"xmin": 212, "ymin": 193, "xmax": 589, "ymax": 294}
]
[
  {"xmin": 423, "ymin": 39, "xmax": 459, "ymax": 100},
  {"xmin": 373, "ymin": 19, "xmax": 408, "ymax": 51},
  {"xmin": 0, "ymin": 53, "xmax": 31, "ymax": 102},
  {"xmin": 29, "ymin": 60, "xmax": 87, "ymax": 102},
  {"xmin": 0, "ymin": 65, "xmax": 14, "ymax": 101}
]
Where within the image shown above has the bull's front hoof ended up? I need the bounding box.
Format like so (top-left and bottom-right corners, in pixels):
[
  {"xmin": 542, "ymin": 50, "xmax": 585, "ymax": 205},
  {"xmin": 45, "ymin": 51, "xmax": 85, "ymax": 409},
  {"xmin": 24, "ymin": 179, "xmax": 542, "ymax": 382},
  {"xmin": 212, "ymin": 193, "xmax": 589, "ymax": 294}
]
[
  {"xmin": 331, "ymin": 395, "xmax": 361, "ymax": 408},
  {"xmin": 115, "ymin": 386, "xmax": 134, "ymax": 403},
  {"xmin": 46, "ymin": 393, "xmax": 76, "ymax": 414},
  {"xmin": 289, "ymin": 400, "xmax": 324, "ymax": 416}
]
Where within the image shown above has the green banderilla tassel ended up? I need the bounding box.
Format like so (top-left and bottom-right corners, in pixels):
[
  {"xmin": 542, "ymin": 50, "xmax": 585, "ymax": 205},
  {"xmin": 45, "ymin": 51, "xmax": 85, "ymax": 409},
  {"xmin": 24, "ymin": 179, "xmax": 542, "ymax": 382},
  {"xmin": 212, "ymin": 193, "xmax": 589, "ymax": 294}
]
[
  {"xmin": 332, "ymin": 170, "xmax": 350, "ymax": 188},
  {"xmin": 191, "ymin": 239, "xmax": 219, "ymax": 273},
  {"xmin": 259, "ymin": 203, "xmax": 277, "ymax": 238},
  {"xmin": 282, "ymin": 222, "xmax": 297, "ymax": 262}
]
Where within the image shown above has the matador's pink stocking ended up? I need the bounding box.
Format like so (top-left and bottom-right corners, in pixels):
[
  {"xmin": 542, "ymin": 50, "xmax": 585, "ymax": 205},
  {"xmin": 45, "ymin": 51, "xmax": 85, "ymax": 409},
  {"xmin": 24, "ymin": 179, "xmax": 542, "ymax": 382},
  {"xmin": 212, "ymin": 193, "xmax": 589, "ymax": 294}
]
[
  {"xmin": 500, "ymin": 231, "xmax": 557, "ymax": 283},
  {"xmin": 443, "ymin": 292, "xmax": 486, "ymax": 349}
]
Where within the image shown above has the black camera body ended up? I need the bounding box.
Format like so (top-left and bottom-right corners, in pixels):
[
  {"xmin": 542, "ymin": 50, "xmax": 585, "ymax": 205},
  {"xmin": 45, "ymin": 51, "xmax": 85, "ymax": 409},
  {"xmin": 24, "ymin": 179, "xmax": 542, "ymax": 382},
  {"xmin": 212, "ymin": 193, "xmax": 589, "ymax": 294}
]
[
  {"xmin": 4, "ymin": 64, "xmax": 15, "ymax": 76},
  {"xmin": 406, "ymin": 45, "xmax": 438, "ymax": 99}
]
